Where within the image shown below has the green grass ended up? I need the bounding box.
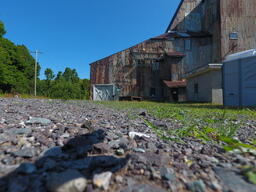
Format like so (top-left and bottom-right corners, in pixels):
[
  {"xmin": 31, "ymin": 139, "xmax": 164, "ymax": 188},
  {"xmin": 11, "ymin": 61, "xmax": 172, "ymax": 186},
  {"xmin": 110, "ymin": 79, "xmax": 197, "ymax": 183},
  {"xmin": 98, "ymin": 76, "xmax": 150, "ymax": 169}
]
[
  {"xmin": 0, "ymin": 93, "xmax": 48, "ymax": 99},
  {"xmin": 98, "ymin": 101, "xmax": 256, "ymax": 151}
]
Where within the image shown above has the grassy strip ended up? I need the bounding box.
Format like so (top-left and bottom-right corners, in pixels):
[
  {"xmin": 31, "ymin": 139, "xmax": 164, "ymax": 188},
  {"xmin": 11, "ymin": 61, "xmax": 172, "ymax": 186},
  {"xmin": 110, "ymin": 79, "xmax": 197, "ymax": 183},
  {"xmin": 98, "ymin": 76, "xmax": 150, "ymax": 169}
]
[{"xmin": 98, "ymin": 101, "xmax": 256, "ymax": 151}]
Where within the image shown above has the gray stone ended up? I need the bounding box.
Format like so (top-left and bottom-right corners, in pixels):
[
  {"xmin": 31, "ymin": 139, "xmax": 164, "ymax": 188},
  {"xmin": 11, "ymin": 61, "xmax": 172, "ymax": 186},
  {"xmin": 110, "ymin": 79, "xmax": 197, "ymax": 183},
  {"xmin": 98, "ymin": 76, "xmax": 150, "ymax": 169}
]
[
  {"xmin": 93, "ymin": 171, "xmax": 112, "ymax": 190},
  {"xmin": 1, "ymin": 156, "xmax": 15, "ymax": 165},
  {"xmin": 47, "ymin": 169, "xmax": 87, "ymax": 192},
  {"xmin": 116, "ymin": 148, "xmax": 125, "ymax": 156},
  {"xmin": 7, "ymin": 128, "xmax": 32, "ymax": 135},
  {"xmin": 17, "ymin": 162, "xmax": 37, "ymax": 174},
  {"xmin": 146, "ymin": 142, "xmax": 158, "ymax": 152},
  {"xmin": 214, "ymin": 167, "xmax": 256, "ymax": 192},
  {"xmin": 26, "ymin": 117, "xmax": 52, "ymax": 125},
  {"xmin": 160, "ymin": 167, "xmax": 176, "ymax": 181},
  {"xmin": 115, "ymin": 175, "xmax": 123, "ymax": 183},
  {"xmin": 12, "ymin": 147, "xmax": 35, "ymax": 158},
  {"xmin": 133, "ymin": 148, "xmax": 146, "ymax": 153},
  {"xmin": 41, "ymin": 146, "xmax": 65, "ymax": 158},
  {"xmin": 187, "ymin": 180, "xmax": 206, "ymax": 192},
  {"xmin": 0, "ymin": 135, "xmax": 8, "ymax": 144},
  {"xmin": 120, "ymin": 184, "xmax": 166, "ymax": 192}
]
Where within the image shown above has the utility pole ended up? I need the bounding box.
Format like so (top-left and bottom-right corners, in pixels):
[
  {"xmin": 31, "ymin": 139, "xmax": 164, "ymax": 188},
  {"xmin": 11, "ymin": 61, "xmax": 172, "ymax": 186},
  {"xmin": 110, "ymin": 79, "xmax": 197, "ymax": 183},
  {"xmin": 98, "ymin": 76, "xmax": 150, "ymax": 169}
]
[{"xmin": 30, "ymin": 50, "xmax": 42, "ymax": 96}]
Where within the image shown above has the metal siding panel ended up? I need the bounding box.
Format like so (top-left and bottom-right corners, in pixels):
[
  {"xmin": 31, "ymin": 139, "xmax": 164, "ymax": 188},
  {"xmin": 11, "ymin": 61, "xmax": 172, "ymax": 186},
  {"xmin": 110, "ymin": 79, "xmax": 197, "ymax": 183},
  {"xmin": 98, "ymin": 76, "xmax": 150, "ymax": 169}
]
[
  {"xmin": 241, "ymin": 56, "xmax": 256, "ymax": 106},
  {"xmin": 223, "ymin": 60, "xmax": 240, "ymax": 106}
]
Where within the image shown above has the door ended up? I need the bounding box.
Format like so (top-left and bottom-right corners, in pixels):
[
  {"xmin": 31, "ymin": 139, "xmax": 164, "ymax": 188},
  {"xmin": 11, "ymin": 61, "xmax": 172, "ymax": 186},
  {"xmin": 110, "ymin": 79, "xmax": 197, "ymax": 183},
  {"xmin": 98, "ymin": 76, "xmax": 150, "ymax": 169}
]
[
  {"xmin": 223, "ymin": 61, "xmax": 240, "ymax": 106},
  {"xmin": 93, "ymin": 85, "xmax": 114, "ymax": 101}
]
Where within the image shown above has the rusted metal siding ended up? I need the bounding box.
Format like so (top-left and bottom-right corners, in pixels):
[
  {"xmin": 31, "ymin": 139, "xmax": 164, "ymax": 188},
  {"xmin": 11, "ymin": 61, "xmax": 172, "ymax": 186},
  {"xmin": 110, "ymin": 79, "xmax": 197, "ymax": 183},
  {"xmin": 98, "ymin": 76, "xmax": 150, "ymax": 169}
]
[
  {"xmin": 167, "ymin": 0, "xmax": 203, "ymax": 32},
  {"xmin": 90, "ymin": 39, "xmax": 178, "ymax": 100},
  {"xmin": 220, "ymin": 0, "xmax": 256, "ymax": 58}
]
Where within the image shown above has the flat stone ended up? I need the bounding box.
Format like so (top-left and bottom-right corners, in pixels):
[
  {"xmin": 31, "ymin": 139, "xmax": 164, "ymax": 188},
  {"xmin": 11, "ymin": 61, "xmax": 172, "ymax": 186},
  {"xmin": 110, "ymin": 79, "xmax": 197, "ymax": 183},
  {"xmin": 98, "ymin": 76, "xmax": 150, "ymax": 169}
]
[
  {"xmin": 41, "ymin": 146, "xmax": 66, "ymax": 158},
  {"xmin": 214, "ymin": 167, "xmax": 256, "ymax": 192},
  {"xmin": 47, "ymin": 169, "xmax": 87, "ymax": 192},
  {"xmin": 12, "ymin": 148, "xmax": 35, "ymax": 158},
  {"xmin": 93, "ymin": 171, "xmax": 112, "ymax": 190},
  {"xmin": 120, "ymin": 184, "xmax": 166, "ymax": 192},
  {"xmin": 17, "ymin": 162, "xmax": 37, "ymax": 174},
  {"xmin": 26, "ymin": 117, "xmax": 52, "ymax": 125},
  {"xmin": 7, "ymin": 128, "xmax": 32, "ymax": 135},
  {"xmin": 133, "ymin": 148, "xmax": 146, "ymax": 153}
]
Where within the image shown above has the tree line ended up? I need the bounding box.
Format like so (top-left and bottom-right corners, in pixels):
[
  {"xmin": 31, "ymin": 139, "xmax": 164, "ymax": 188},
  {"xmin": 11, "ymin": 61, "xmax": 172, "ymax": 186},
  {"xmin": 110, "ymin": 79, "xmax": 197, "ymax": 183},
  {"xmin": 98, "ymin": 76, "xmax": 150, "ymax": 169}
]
[{"xmin": 0, "ymin": 21, "xmax": 90, "ymax": 99}]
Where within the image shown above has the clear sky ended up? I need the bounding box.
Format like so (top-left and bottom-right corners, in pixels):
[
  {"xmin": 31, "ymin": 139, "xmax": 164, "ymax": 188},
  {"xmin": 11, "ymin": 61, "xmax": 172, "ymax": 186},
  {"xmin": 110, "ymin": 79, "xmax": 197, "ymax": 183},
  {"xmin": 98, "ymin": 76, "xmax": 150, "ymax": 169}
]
[{"xmin": 0, "ymin": 0, "xmax": 180, "ymax": 79}]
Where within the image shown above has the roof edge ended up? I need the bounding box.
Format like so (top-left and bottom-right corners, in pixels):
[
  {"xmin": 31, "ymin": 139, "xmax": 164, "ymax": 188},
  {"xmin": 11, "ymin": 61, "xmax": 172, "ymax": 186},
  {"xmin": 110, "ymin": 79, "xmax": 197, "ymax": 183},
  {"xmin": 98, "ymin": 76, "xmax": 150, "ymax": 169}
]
[{"xmin": 165, "ymin": 0, "xmax": 185, "ymax": 33}]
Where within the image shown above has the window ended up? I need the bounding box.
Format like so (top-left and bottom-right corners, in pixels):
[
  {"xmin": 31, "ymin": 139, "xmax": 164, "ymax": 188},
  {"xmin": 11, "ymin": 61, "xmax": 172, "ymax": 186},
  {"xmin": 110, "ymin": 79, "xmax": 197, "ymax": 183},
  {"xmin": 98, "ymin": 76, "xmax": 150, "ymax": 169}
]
[
  {"xmin": 194, "ymin": 83, "xmax": 199, "ymax": 94},
  {"xmin": 229, "ymin": 32, "xmax": 238, "ymax": 40}
]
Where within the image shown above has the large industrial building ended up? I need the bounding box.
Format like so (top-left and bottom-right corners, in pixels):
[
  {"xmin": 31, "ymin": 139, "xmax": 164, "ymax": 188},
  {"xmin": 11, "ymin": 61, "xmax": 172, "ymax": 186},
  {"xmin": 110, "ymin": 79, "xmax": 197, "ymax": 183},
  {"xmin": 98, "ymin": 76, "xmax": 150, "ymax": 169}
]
[{"xmin": 90, "ymin": 0, "xmax": 256, "ymax": 103}]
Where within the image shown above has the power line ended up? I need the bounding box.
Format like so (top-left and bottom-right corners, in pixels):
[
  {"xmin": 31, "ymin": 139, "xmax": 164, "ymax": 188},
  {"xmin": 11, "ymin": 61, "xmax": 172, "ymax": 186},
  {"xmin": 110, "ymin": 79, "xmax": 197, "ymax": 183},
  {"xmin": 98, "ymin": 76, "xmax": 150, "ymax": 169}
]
[{"xmin": 30, "ymin": 50, "xmax": 43, "ymax": 96}]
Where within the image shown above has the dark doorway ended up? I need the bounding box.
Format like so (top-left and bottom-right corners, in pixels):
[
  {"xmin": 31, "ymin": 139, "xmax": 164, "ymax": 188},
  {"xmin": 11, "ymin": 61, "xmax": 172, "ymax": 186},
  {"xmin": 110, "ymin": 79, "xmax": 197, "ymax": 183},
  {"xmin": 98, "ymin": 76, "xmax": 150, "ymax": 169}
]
[{"xmin": 171, "ymin": 88, "xmax": 179, "ymax": 102}]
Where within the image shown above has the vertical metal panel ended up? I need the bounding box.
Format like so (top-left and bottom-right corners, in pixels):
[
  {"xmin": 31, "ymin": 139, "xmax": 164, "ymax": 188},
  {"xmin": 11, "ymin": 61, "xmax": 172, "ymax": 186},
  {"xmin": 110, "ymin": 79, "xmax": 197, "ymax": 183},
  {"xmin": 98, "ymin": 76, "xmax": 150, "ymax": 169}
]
[
  {"xmin": 223, "ymin": 60, "xmax": 240, "ymax": 106},
  {"xmin": 241, "ymin": 57, "xmax": 256, "ymax": 106}
]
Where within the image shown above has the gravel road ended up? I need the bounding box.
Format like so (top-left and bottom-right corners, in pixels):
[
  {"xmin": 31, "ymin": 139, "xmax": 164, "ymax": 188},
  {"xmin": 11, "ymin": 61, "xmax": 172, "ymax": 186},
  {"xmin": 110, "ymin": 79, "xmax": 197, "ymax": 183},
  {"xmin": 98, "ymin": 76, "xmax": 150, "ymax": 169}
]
[{"xmin": 0, "ymin": 98, "xmax": 255, "ymax": 192}]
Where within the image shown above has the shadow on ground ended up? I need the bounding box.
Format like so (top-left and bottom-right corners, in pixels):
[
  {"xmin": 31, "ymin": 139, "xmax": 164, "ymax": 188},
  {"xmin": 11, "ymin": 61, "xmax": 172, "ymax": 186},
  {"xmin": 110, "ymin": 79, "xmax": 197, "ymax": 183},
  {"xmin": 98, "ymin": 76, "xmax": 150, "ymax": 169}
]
[{"xmin": 0, "ymin": 129, "xmax": 130, "ymax": 192}]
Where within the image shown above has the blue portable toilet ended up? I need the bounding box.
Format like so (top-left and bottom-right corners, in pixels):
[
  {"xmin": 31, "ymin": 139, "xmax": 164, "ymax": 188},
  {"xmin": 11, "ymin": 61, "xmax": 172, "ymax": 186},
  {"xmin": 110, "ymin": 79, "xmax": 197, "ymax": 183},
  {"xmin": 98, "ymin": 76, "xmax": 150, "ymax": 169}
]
[{"xmin": 223, "ymin": 49, "xmax": 256, "ymax": 106}]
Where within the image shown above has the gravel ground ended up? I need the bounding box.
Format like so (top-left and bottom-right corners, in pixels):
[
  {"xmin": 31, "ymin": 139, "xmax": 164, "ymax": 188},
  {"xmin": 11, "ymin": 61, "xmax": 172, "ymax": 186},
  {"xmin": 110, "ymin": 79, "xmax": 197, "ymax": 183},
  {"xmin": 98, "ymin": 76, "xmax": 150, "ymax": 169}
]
[{"xmin": 0, "ymin": 98, "xmax": 255, "ymax": 192}]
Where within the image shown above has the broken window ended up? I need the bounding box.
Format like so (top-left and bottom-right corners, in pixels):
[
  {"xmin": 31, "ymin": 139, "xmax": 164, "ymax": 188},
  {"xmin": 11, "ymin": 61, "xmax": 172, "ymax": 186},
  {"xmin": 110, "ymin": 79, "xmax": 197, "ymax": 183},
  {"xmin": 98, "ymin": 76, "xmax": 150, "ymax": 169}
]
[{"xmin": 152, "ymin": 62, "xmax": 159, "ymax": 71}]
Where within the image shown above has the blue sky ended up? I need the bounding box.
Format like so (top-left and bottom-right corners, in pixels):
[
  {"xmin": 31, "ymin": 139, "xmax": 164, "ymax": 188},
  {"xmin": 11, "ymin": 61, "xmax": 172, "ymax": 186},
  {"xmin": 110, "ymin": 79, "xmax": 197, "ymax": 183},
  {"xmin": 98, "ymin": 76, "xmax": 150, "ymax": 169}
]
[{"xmin": 0, "ymin": 0, "xmax": 180, "ymax": 79}]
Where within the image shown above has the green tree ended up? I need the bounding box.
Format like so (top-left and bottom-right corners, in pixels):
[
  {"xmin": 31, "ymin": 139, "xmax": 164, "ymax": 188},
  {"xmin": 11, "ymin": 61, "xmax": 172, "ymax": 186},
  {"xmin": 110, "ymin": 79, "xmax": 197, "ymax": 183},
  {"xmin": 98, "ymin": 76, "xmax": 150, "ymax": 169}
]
[
  {"xmin": 0, "ymin": 21, "xmax": 6, "ymax": 37},
  {"xmin": 44, "ymin": 68, "xmax": 55, "ymax": 80},
  {"xmin": 0, "ymin": 21, "xmax": 39, "ymax": 94}
]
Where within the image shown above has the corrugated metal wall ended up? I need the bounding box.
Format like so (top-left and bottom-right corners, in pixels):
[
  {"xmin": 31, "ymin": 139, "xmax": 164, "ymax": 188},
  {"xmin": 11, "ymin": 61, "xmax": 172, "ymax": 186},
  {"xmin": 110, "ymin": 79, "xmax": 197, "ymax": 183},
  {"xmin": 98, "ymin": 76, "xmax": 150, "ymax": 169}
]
[{"xmin": 220, "ymin": 0, "xmax": 256, "ymax": 58}]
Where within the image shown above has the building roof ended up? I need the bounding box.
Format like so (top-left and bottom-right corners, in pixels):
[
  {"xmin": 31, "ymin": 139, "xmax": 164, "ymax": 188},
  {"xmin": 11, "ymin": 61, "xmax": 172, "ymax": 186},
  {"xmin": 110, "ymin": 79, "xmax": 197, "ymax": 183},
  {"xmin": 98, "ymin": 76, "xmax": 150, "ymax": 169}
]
[
  {"xmin": 163, "ymin": 80, "xmax": 187, "ymax": 88},
  {"xmin": 150, "ymin": 31, "xmax": 211, "ymax": 41}
]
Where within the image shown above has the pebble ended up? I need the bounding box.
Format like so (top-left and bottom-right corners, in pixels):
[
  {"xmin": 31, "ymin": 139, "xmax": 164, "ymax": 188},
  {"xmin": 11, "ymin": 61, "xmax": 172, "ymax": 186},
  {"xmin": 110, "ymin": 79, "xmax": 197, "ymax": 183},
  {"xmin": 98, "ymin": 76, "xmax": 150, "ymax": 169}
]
[
  {"xmin": 93, "ymin": 171, "xmax": 112, "ymax": 190},
  {"xmin": 160, "ymin": 167, "xmax": 176, "ymax": 181},
  {"xmin": 46, "ymin": 169, "xmax": 87, "ymax": 192},
  {"xmin": 116, "ymin": 148, "xmax": 125, "ymax": 156}
]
